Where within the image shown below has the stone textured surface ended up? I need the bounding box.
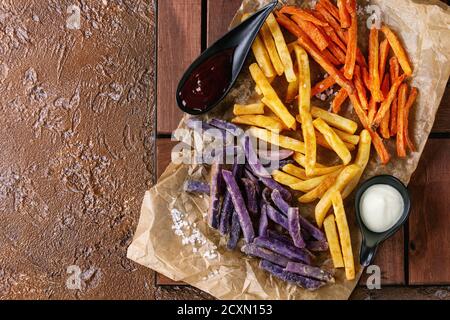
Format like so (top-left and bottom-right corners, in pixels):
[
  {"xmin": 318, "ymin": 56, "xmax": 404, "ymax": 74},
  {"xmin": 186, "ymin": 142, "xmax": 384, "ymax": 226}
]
[{"xmin": 0, "ymin": 0, "xmax": 156, "ymax": 299}]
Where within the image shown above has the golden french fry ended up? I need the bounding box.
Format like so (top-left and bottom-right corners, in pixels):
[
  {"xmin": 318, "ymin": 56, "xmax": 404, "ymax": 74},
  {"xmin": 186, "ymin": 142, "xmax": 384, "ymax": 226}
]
[
  {"xmin": 333, "ymin": 127, "xmax": 360, "ymax": 145},
  {"xmin": 342, "ymin": 130, "xmax": 372, "ymax": 199},
  {"xmin": 298, "ymin": 169, "xmax": 342, "ymax": 203},
  {"xmin": 310, "ymin": 106, "xmax": 358, "ymax": 134},
  {"xmin": 331, "ymin": 191, "xmax": 355, "ymax": 280},
  {"xmin": 261, "ymin": 97, "xmax": 297, "ymax": 131},
  {"xmin": 323, "ymin": 215, "xmax": 345, "ymax": 268},
  {"xmin": 315, "ymin": 129, "xmax": 356, "ymax": 152},
  {"xmin": 315, "ymin": 164, "xmax": 361, "ymax": 228},
  {"xmin": 272, "ymin": 170, "xmax": 303, "ymax": 187},
  {"xmin": 290, "ymin": 174, "xmax": 330, "ymax": 192},
  {"xmin": 249, "ymin": 64, "xmax": 296, "ymax": 129},
  {"xmin": 255, "ymin": 76, "xmax": 275, "ymax": 96},
  {"xmin": 293, "ymin": 153, "xmax": 343, "ymax": 176},
  {"xmin": 282, "ymin": 164, "xmax": 309, "ymax": 180},
  {"xmin": 313, "ymin": 118, "xmax": 352, "ymax": 165},
  {"xmin": 294, "ymin": 44, "xmax": 316, "ymax": 176},
  {"xmin": 260, "ymin": 23, "xmax": 285, "ymax": 76},
  {"xmin": 248, "ymin": 127, "xmax": 305, "ymax": 153},
  {"xmin": 251, "ymin": 35, "xmax": 276, "ymax": 78},
  {"xmin": 266, "ymin": 13, "xmax": 297, "ymax": 83},
  {"xmin": 285, "ymin": 76, "xmax": 299, "ymax": 103},
  {"xmin": 232, "ymin": 115, "xmax": 284, "ymax": 133},
  {"xmin": 233, "ymin": 103, "xmax": 265, "ymax": 116}
]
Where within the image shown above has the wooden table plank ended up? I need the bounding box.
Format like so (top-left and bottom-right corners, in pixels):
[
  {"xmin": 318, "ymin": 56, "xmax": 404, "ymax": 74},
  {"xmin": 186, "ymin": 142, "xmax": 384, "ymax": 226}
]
[
  {"xmin": 409, "ymin": 139, "xmax": 450, "ymax": 285},
  {"xmin": 207, "ymin": 0, "xmax": 243, "ymax": 45},
  {"xmin": 157, "ymin": 0, "xmax": 202, "ymax": 134},
  {"xmin": 432, "ymin": 84, "xmax": 450, "ymax": 133}
]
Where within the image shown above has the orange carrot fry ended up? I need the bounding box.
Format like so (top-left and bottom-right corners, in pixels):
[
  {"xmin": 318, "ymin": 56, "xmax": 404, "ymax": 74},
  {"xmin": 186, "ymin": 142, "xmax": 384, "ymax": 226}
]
[
  {"xmin": 343, "ymin": 10, "xmax": 357, "ymax": 79},
  {"xmin": 354, "ymin": 65, "xmax": 368, "ymax": 110},
  {"xmin": 405, "ymin": 87, "xmax": 418, "ymax": 152},
  {"xmin": 379, "ymin": 39, "xmax": 390, "ymax": 84},
  {"xmin": 380, "ymin": 75, "xmax": 391, "ymax": 138},
  {"xmin": 396, "ymin": 83, "xmax": 408, "ymax": 157},
  {"xmin": 369, "ymin": 27, "xmax": 383, "ymax": 102},
  {"xmin": 337, "ymin": 0, "xmax": 351, "ymax": 28},
  {"xmin": 276, "ymin": 13, "xmax": 354, "ymax": 94},
  {"xmin": 381, "ymin": 25, "xmax": 413, "ymax": 76},
  {"xmin": 389, "ymin": 96, "xmax": 398, "ymax": 136},
  {"xmin": 372, "ymin": 74, "xmax": 406, "ymax": 129},
  {"xmin": 369, "ymin": 129, "xmax": 391, "ymax": 164},
  {"xmin": 291, "ymin": 15, "xmax": 329, "ymax": 51},
  {"xmin": 368, "ymin": 96, "xmax": 378, "ymax": 124},
  {"xmin": 362, "ymin": 67, "xmax": 371, "ymax": 90},
  {"xmin": 319, "ymin": 0, "xmax": 341, "ymax": 21},
  {"xmin": 389, "ymin": 56, "xmax": 400, "ymax": 82},
  {"xmin": 279, "ymin": 6, "xmax": 329, "ymax": 27},
  {"xmin": 332, "ymin": 88, "xmax": 349, "ymax": 113}
]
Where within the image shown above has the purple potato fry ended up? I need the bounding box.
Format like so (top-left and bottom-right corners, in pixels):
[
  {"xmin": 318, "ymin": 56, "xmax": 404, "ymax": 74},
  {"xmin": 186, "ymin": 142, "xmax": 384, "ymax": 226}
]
[
  {"xmin": 259, "ymin": 205, "xmax": 269, "ymax": 237},
  {"xmin": 227, "ymin": 211, "xmax": 241, "ymax": 250},
  {"xmin": 222, "ymin": 170, "xmax": 255, "ymax": 243},
  {"xmin": 208, "ymin": 162, "xmax": 222, "ymax": 228},
  {"xmin": 259, "ymin": 260, "xmax": 325, "ymax": 290},
  {"xmin": 258, "ymin": 149, "xmax": 294, "ymax": 161},
  {"xmin": 266, "ymin": 205, "xmax": 289, "ymax": 230},
  {"xmin": 243, "ymin": 135, "xmax": 271, "ymax": 178},
  {"xmin": 299, "ymin": 215, "xmax": 326, "ymax": 242},
  {"xmin": 254, "ymin": 236, "xmax": 311, "ymax": 264},
  {"xmin": 219, "ymin": 163, "xmax": 244, "ymax": 235},
  {"xmin": 271, "ymin": 189, "xmax": 290, "ymax": 216},
  {"xmin": 262, "ymin": 187, "xmax": 272, "ymax": 204},
  {"xmin": 242, "ymin": 244, "xmax": 290, "ymax": 267},
  {"xmin": 288, "ymin": 207, "xmax": 306, "ymax": 248},
  {"xmin": 285, "ymin": 262, "xmax": 334, "ymax": 283},
  {"xmin": 241, "ymin": 178, "xmax": 258, "ymax": 216},
  {"xmin": 244, "ymin": 169, "xmax": 261, "ymax": 195},
  {"xmin": 183, "ymin": 180, "xmax": 210, "ymax": 194},
  {"xmin": 266, "ymin": 230, "xmax": 315, "ymax": 259},
  {"xmin": 208, "ymin": 118, "xmax": 244, "ymax": 137},
  {"xmin": 259, "ymin": 176, "xmax": 292, "ymax": 201},
  {"xmin": 306, "ymin": 240, "xmax": 329, "ymax": 252}
]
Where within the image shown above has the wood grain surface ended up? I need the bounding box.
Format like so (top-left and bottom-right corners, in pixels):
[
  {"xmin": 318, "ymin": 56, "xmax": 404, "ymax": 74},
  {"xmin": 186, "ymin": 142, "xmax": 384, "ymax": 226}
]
[{"xmin": 157, "ymin": 0, "xmax": 202, "ymax": 133}]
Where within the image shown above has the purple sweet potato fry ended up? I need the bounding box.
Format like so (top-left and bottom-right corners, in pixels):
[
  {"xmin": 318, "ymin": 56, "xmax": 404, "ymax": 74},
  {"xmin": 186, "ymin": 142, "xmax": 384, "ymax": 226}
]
[
  {"xmin": 222, "ymin": 170, "xmax": 254, "ymax": 243},
  {"xmin": 259, "ymin": 176, "xmax": 291, "ymax": 201},
  {"xmin": 261, "ymin": 187, "xmax": 272, "ymax": 204},
  {"xmin": 258, "ymin": 149, "xmax": 294, "ymax": 161},
  {"xmin": 285, "ymin": 262, "xmax": 334, "ymax": 283},
  {"xmin": 244, "ymin": 169, "xmax": 261, "ymax": 195},
  {"xmin": 243, "ymin": 135, "xmax": 271, "ymax": 178},
  {"xmin": 266, "ymin": 205, "xmax": 289, "ymax": 230},
  {"xmin": 241, "ymin": 178, "xmax": 258, "ymax": 216},
  {"xmin": 209, "ymin": 118, "xmax": 244, "ymax": 137},
  {"xmin": 299, "ymin": 215, "xmax": 326, "ymax": 242},
  {"xmin": 259, "ymin": 260, "xmax": 326, "ymax": 290},
  {"xmin": 208, "ymin": 162, "xmax": 222, "ymax": 229},
  {"xmin": 271, "ymin": 189, "xmax": 290, "ymax": 216},
  {"xmin": 219, "ymin": 163, "xmax": 244, "ymax": 235},
  {"xmin": 288, "ymin": 207, "xmax": 306, "ymax": 248},
  {"xmin": 227, "ymin": 211, "xmax": 241, "ymax": 250},
  {"xmin": 258, "ymin": 205, "xmax": 269, "ymax": 237},
  {"xmin": 242, "ymin": 244, "xmax": 290, "ymax": 267},
  {"xmin": 254, "ymin": 236, "xmax": 311, "ymax": 264},
  {"xmin": 267, "ymin": 230, "xmax": 316, "ymax": 259},
  {"xmin": 306, "ymin": 240, "xmax": 329, "ymax": 252},
  {"xmin": 183, "ymin": 180, "xmax": 210, "ymax": 194}
]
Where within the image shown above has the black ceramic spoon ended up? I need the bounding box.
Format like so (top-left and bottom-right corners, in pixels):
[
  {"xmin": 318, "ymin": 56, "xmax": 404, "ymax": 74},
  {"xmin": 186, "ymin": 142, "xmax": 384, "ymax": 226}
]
[
  {"xmin": 176, "ymin": 0, "xmax": 278, "ymax": 115},
  {"xmin": 355, "ymin": 175, "xmax": 411, "ymax": 267}
]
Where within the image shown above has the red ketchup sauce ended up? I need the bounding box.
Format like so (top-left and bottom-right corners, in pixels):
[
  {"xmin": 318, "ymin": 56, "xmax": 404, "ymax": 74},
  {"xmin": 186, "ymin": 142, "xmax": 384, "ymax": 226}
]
[{"xmin": 178, "ymin": 49, "xmax": 234, "ymax": 112}]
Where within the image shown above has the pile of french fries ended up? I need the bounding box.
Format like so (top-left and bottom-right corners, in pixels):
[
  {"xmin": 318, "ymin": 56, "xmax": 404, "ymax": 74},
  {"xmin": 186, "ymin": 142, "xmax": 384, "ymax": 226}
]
[{"xmin": 224, "ymin": 1, "xmax": 418, "ymax": 281}]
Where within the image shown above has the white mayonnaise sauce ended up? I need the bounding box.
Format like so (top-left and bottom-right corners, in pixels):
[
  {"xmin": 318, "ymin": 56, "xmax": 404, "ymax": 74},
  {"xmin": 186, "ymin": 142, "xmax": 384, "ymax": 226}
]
[{"xmin": 359, "ymin": 184, "xmax": 404, "ymax": 233}]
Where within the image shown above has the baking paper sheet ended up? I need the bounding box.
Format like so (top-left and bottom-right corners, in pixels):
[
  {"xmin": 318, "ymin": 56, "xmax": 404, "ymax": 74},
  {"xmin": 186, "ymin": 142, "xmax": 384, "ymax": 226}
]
[{"xmin": 128, "ymin": 0, "xmax": 450, "ymax": 300}]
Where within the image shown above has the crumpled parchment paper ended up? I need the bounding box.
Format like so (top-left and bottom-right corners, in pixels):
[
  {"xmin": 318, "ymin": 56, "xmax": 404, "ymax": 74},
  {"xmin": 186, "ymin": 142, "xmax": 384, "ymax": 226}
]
[{"xmin": 127, "ymin": 0, "xmax": 450, "ymax": 300}]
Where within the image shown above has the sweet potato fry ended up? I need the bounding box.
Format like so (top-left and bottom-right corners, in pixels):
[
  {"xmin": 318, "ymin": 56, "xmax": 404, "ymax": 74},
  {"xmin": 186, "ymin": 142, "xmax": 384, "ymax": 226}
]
[
  {"xmin": 322, "ymin": 48, "xmax": 343, "ymax": 66},
  {"xmin": 315, "ymin": 164, "xmax": 361, "ymax": 227},
  {"xmin": 381, "ymin": 25, "xmax": 413, "ymax": 76},
  {"xmin": 337, "ymin": 0, "xmax": 351, "ymax": 28},
  {"xmin": 368, "ymin": 96, "xmax": 378, "ymax": 124},
  {"xmin": 389, "ymin": 56, "xmax": 400, "ymax": 81},
  {"xmin": 369, "ymin": 128, "xmax": 391, "ymax": 164},
  {"xmin": 396, "ymin": 83, "xmax": 408, "ymax": 157},
  {"xmin": 311, "ymin": 74, "xmax": 337, "ymax": 97},
  {"xmin": 310, "ymin": 106, "xmax": 358, "ymax": 134},
  {"xmin": 315, "ymin": 3, "xmax": 346, "ymax": 43},
  {"xmin": 343, "ymin": 4, "xmax": 357, "ymax": 79},
  {"xmin": 232, "ymin": 115, "xmax": 285, "ymax": 133},
  {"xmin": 319, "ymin": 0, "xmax": 340, "ymax": 21},
  {"xmin": 248, "ymin": 127, "xmax": 305, "ymax": 153},
  {"xmin": 405, "ymin": 87, "xmax": 418, "ymax": 152},
  {"xmin": 379, "ymin": 39, "xmax": 391, "ymax": 84},
  {"xmin": 348, "ymin": 93, "xmax": 370, "ymax": 130},
  {"xmin": 249, "ymin": 63, "xmax": 296, "ymax": 129},
  {"xmin": 266, "ymin": 13, "xmax": 297, "ymax": 82},
  {"xmin": 291, "ymin": 15, "xmax": 329, "ymax": 51},
  {"xmin": 313, "ymin": 118, "xmax": 352, "ymax": 165},
  {"xmin": 369, "ymin": 27, "xmax": 383, "ymax": 102},
  {"xmin": 380, "ymin": 75, "xmax": 391, "ymax": 138},
  {"xmin": 260, "ymin": 23, "xmax": 285, "ymax": 76},
  {"xmin": 233, "ymin": 102, "xmax": 265, "ymax": 116},
  {"xmin": 322, "ymin": 26, "xmax": 346, "ymax": 51},
  {"xmin": 362, "ymin": 67, "xmax": 371, "ymax": 90},
  {"xmin": 372, "ymin": 74, "xmax": 407, "ymax": 129},
  {"xmin": 389, "ymin": 96, "xmax": 398, "ymax": 136},
  {"xmin": 331, "ymin": 88, "xmax": 349, "ymax": 114},
  {"xmin": 353, "ymin": 65, "xmax": 369, "ymax": 110},
  {"xmin": 331, "ymin": 191, "xmax": 355, "ymax": 280},
  {"xmin": 323, "ymin": 215, "xmax": 344, "ymax": 268},
  {"xmin": 298, "ymin": 169, "xmax": 341, "ymax": 203},
  {"xmin": 279, "ymin": 6, "xmax": 329, "ymax": 27},
  {"xmin": 328, "ymin": 41, "xmax": 347, "ymax": 65}
]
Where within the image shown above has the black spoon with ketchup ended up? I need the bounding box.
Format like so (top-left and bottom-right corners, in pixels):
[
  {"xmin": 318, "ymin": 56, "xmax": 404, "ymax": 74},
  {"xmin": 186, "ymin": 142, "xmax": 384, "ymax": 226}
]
[{"xmin": 176, "ymin": 1, "xmax": 278, "ymax": 115}]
